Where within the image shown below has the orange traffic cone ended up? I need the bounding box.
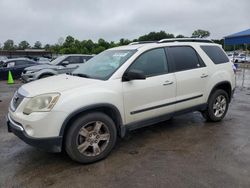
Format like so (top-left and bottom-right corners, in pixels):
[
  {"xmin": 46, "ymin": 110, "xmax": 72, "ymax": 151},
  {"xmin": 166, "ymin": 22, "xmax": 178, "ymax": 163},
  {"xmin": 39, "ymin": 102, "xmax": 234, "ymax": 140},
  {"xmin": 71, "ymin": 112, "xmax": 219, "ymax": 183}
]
[{"xmin": 7, "ymin": 71, "xmax": 14, "ymax": 84}]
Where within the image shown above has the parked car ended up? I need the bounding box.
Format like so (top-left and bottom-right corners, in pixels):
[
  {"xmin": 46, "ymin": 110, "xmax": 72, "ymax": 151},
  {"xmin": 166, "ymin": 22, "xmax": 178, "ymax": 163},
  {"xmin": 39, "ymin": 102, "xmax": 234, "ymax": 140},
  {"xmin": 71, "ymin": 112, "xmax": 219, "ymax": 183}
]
[
  {"xmin": 0, "ymin": 56, "xmax": 8, "ymax": 67},
  {"xmin": 227, "ymin": 52, "xmax": 250, "ymax": 63},
  {"xmin": 0, "ymin": 58, "xmax": 37, "ymax": 80},
  {"xmin": 21, "ymin": 54, "xmax": 94, "ymax": 82},
  {"xmin": 237, "ymin": 53, "xmax": 250, "ymax": 63},
  {"xmin": 34, "ymin": 57, "xmax": 51, "ymax": 64},
  {"xmin": 7, "ymin": 39, "xmax": 236, "ymax": 163},
  {"xmin": 0, "ymin": 56, "xmax": 8, "ymax": 62}
]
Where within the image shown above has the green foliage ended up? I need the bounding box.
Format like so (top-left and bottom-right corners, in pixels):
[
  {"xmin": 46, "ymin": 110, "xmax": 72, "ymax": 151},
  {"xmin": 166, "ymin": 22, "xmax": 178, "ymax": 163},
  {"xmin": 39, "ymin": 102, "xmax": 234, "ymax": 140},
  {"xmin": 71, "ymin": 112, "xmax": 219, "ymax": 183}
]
[
  {"xmin": 176, "ymin": 34, "xmax": 185, "ymax": 38},
  {"xmin": 3, "ymin": 39, "xmax": 15, "ymax": 50},
  {"xmin": 138, "ymin": 31, "xmax": 174, "ymax": 41},
  {"xmin": 34, "ymin": 41, "xmax": 42, "ymax": 49},
  {"xmin": 191, "ymin": 29, "xmax": 210, "ymax": 38},
  {"xmin": 18, "ymin": 40, "xmax": 30, "ymax": 50},
  {"xmin": 4, "ymin": 29, "xmax": 237, "ymax": 54}
]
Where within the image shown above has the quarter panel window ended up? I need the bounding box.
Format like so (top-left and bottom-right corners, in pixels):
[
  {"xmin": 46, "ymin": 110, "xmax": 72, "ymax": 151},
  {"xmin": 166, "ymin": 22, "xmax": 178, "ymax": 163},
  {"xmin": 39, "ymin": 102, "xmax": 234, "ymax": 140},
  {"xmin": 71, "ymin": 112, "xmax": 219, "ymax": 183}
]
[
  {"xmin": 201, "ymin": 45, "xmax": 229, "ymax": 64},
  {"xmin": 129, "ymin": 48, "xmax": 168, "ymax": 77},
  {"xmin": 168, "ymin": 46, "xmax": 203, "ymax": 72}
]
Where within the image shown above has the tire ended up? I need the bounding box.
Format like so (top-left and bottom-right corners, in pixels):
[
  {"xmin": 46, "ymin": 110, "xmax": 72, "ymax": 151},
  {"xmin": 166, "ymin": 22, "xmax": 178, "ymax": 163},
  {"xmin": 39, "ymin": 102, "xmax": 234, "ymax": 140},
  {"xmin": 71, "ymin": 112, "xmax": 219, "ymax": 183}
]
[
  {"xmin": 39, "ymin": 74, "xmax": 52, "ymax": 79},
  {"xmin": 65, "ymin": 112, "xmax": 117, "ymax": 163},
  {"xmin": 202, "ymin": 89, "xmax": 229, "ymax": 122}
]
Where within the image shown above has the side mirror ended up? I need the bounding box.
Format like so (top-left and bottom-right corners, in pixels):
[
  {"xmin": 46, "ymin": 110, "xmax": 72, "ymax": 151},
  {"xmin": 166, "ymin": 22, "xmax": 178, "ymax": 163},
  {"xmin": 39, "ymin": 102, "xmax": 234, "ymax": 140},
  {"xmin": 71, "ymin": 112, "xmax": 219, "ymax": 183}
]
[
  {"xmin": 61, "ymin": 61, "xmax": 69, "ymax": 66},
  {"xmin": 122, "ymin": 69, "xmax": 146, "ymax": 81}
]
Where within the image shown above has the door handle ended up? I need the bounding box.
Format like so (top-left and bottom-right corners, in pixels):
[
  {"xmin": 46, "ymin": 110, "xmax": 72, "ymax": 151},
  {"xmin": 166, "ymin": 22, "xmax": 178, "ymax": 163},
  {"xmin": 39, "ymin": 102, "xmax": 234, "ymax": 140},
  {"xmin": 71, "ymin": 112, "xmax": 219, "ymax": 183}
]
[
  {"xmin": 200, "ymin": 74, "xmax": 208, "ymax": 78},
  {"xmin": 163, "ymin": 81, "xmax": 173, "ymax": 86}
]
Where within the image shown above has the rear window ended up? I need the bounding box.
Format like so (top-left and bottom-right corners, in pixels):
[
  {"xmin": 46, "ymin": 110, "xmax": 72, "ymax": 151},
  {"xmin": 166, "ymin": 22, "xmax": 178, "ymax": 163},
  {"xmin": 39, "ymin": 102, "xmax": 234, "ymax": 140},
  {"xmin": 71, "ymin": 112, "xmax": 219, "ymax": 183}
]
[{"xmin": 201, "ymin": 46, "xmax": 229, "ymax": 64}]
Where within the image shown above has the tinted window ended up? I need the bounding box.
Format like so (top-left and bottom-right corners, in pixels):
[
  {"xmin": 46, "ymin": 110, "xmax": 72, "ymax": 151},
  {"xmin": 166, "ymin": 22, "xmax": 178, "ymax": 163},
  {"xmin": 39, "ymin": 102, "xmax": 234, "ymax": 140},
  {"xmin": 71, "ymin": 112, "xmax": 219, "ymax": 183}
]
[
  {"xmin": 82, "ymin": 56, "xmax": 92, "ymax": 63},
  {"xmin": 129, "ymin": 48, "xmax": 168, "ymax": 77},
  {"xmin": 15, "ymin": 60, "xmax": 31, "ymax": 66},
  {"xmin": 201, "ymin": 46, "xmax": 229, "ymax": 64},
  {"xmin": 169, "ymin": 46, "xmax": 203, "ymax": 72},
  {"xmin": 65, "ymin": 56, "xmax": 82, "ymax": 64}
]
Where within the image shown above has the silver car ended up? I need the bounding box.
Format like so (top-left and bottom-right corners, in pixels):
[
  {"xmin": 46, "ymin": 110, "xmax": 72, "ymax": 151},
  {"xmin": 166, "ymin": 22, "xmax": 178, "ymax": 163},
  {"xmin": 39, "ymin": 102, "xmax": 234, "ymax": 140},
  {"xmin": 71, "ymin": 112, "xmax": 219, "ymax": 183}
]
[{"xmin": 21, "ymin": 54, "xmax": 94, "ymax": 82}]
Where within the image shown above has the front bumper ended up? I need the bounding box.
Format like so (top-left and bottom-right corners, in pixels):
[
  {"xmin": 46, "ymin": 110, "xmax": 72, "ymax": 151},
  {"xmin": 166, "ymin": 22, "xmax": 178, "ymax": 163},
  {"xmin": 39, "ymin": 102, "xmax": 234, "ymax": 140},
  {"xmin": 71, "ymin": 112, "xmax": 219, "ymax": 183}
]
[{"xmin": 6, "ymin": 113, "xmax": 62, "ymax": 152}]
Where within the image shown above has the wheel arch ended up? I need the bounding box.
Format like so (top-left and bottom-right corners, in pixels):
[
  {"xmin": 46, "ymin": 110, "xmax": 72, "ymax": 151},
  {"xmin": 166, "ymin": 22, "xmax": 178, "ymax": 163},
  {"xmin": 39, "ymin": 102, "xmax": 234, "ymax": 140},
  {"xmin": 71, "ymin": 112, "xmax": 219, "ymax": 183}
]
[
  {"xmin": 208, "ymin": 81, "xmax": 232, "ymax": 103},
  {"xmin": 38, "ymin": 72, "xmax": 55, "ymax": 79},
  {"xmin": 60, "ymin": 103, "xmax": 125, "ymax": 141}
]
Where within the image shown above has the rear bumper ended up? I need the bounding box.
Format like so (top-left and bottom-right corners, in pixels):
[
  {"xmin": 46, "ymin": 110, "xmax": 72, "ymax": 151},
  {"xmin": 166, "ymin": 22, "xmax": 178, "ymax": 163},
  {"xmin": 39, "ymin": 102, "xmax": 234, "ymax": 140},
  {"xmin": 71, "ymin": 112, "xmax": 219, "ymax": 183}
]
[{"xmin": 6, "ymin": 114, "xmax": 62, "ymax": 152}]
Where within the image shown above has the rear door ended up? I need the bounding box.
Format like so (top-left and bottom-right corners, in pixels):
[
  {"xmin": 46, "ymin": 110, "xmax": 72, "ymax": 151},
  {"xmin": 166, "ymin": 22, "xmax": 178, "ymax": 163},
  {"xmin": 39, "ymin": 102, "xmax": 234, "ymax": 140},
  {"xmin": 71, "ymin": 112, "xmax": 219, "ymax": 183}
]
[
  {"xmin": 167, "ymin": 46, "xmax": 209, "ymax": 111},
  {"xmin": 123, "ymin": 48, "xmax": 176, "ymax": 124}
]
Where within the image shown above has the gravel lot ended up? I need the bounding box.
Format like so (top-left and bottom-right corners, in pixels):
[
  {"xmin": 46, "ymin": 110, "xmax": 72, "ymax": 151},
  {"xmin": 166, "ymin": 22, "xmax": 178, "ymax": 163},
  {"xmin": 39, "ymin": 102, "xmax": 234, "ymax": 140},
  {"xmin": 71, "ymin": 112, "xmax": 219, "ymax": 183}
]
[{"xmin": 0, "ymin": 69, "xmax": 250, "ymax": 188}]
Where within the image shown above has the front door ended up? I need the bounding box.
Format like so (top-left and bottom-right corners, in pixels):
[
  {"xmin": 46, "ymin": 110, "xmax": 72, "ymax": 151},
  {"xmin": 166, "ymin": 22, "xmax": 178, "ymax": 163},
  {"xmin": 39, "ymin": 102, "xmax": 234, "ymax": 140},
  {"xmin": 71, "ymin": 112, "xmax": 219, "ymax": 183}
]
[{"xmin": 122, "ymin": 48, "xmax": 176, "ymax": 124}]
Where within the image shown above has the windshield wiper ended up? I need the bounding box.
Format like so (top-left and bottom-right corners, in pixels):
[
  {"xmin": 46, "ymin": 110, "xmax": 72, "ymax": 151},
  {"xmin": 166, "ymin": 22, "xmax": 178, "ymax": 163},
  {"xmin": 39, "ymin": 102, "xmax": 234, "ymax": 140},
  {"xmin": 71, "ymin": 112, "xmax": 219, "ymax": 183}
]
[{"xmin": 71, "ymin": 73, "xmax": 91, "ymax": 78}]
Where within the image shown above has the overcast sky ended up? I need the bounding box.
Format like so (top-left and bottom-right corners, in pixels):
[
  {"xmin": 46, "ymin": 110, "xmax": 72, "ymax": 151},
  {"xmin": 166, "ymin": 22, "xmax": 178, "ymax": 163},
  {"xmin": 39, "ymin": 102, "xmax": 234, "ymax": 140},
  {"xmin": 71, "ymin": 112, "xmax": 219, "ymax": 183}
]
[{"xmin": 0, "ymin": 0, "xmax": 249, "ymax": 46}]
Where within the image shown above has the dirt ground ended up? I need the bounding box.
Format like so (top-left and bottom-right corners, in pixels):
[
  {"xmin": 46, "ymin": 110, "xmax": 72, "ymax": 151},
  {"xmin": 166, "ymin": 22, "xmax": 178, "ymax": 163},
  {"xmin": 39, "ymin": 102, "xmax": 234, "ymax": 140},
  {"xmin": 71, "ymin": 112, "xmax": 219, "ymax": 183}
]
[{"xmin": 0, "ymin": 69, "xmax": 250, "ymax": 188}]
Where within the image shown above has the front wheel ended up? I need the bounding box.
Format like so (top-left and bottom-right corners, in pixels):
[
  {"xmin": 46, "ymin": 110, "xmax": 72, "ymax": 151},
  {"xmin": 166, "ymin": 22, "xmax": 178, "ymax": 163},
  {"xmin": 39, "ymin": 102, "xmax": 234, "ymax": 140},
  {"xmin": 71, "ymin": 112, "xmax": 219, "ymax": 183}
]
[
  {"xmin": 202, "ymin": 89, "xmax": 229, "ymax": 122},
  {"xmin": 65, "ymin": 112, "xmax": 117, "ymax": 163}
]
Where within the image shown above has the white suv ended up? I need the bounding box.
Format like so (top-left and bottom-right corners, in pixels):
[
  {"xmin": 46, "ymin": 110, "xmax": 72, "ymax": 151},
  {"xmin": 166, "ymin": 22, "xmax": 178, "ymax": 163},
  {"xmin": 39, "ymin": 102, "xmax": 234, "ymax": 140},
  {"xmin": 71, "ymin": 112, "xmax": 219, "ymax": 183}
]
[{"xmin": 7, "ymin": 38, "xmax": 236, "ymax": 163}]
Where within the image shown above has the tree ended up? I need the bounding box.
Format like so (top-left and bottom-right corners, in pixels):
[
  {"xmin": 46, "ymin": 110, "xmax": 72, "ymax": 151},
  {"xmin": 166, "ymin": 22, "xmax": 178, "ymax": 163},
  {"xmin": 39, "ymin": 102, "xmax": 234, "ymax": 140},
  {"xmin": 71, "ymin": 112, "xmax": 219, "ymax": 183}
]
[
  {"xmin": 119, "ymin": 38, "xmax": 131, "ymax": 45},
  {"xmin": 18, "ymin": 40, "xmax": 30, "ymax": 49},
  {"xmin": 92, "ymin": 46, "xmax": 105, "ymax": 54},
  {"xmin": 191, "ymin": 29, "xmax": 210, "ymax": 38},
  {"xmin": 34, "ymin": 41, "xmax": 42, "ymax": 49},
  {"xmin": 138, "ymin": 31, "xmax": 174, "ymax": 41},
  {"xmin": 63, "ymin": 35, "xmax": 75, "ymax": 48},
  {"xmin": 98, "ymin": 38, "xmax": 110, "ymax": 49},
  {"xmin": 44, "ymin": 44, "xmax": 51, "ymax": 50},
  {"xmin": 3, "ymin": 39, "xmax": 15, "ymax": 50},
  {"xmin": 176, "ymin": 34, "xmax": 185, "ymax": 38}
]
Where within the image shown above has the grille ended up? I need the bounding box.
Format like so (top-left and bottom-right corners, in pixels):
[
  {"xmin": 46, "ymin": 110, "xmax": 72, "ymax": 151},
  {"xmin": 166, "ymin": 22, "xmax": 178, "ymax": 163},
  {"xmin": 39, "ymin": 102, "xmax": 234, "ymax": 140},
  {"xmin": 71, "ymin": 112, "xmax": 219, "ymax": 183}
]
[{"xmin": 11, "ymin": 92, "xmax": 24, "ymax": 111}]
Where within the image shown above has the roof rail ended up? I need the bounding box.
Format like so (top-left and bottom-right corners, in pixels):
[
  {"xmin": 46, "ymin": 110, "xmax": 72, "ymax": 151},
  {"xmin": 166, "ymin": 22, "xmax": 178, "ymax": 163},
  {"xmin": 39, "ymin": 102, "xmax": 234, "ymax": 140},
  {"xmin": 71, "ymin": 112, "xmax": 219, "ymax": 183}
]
[
  {"xmin": 129, "ymin": 41, "xmax": 156, "ymax": 45},
  {"xmin": 158, "ymin": 38, "xmax": 213, "ymax": 43}
]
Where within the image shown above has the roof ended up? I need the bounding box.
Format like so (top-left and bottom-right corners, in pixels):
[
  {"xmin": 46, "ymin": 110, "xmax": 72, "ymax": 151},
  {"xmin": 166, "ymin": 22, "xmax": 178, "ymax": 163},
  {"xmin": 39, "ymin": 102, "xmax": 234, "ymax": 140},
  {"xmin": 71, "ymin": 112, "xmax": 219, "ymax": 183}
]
[
  {"xmin": 224, "ymin": 28, "xmax": 250, "ymax": 45},
  {"xmin": 225, "ymin": 28, "xmax": 250, "ymax": 38},
  {"xmin": 110, "ymin": 38, "xmax": 218, "ymax": 51},
  {"xmin": 5, "ymin": 57, "xmax": 32, "ymax": 62}
]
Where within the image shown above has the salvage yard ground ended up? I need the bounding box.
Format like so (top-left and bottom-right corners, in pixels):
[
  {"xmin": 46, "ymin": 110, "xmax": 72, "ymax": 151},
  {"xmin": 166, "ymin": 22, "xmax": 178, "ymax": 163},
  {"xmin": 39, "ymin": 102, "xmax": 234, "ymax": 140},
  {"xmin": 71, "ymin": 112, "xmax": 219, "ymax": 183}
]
[{"xmin": 0, "ymin": 68, "xmax": 250, "ymax": 188}]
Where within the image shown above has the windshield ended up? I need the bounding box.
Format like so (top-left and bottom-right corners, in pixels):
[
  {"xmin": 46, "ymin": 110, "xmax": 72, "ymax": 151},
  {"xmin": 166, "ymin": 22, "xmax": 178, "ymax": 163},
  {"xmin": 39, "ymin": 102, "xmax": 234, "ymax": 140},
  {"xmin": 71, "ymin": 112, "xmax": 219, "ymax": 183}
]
[
  {"xmin": 73, "ymin": 49, "xmax": 136, "ymax": 80},
  {"xmin": 49, "ymin": 55, "xmax": 66, "ymax": 65}
]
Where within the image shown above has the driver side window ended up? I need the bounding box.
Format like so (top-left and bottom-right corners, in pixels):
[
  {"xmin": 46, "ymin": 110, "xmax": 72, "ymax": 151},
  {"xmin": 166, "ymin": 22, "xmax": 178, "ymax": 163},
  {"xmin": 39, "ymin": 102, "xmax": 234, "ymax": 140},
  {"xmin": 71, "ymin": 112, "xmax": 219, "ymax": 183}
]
[{"xmin": 128, "ymin": 48, "xmax": 168, "ymax": 77}]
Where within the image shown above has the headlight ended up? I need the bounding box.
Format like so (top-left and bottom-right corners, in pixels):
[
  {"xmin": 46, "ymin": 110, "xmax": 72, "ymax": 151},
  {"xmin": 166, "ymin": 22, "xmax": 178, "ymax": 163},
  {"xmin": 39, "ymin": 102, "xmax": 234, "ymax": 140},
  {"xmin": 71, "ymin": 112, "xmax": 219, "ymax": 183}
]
[{"xmin": 23, "ymin": 93, "xmax": 60, "ymax": 115}]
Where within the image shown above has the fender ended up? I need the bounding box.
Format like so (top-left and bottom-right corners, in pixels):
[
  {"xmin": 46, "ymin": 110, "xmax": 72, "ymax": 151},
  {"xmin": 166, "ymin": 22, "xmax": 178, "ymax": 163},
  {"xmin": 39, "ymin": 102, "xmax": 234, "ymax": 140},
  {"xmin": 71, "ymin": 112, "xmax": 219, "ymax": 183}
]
[
  {"xmin": 207, "ymin": 81, "xmax": 232, "ymax": 102},
  {"xmin": 59, "ymin": 103, "xmax": 125, "ymax": 138}
]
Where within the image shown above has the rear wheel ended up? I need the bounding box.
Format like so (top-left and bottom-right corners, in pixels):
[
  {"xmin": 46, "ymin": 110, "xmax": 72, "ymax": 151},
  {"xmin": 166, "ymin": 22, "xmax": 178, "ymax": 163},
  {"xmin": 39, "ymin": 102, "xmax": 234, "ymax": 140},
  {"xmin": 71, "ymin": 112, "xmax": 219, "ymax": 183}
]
[
  {"xmin": 202, "ymin": 89, "xmax": 229, "ymax": 122},
  {"xmin": 65, "ymin": 112, "xmax": 117, "ymax": 163}
]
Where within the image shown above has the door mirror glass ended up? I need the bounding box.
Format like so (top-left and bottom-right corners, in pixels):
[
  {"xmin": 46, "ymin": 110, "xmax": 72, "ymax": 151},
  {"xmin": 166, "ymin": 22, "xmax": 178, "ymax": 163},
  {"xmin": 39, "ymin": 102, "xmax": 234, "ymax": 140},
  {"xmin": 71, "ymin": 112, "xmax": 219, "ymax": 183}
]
[{"xmin": 122, "ymin": 69, "xmax": 146, "ymax": 81}]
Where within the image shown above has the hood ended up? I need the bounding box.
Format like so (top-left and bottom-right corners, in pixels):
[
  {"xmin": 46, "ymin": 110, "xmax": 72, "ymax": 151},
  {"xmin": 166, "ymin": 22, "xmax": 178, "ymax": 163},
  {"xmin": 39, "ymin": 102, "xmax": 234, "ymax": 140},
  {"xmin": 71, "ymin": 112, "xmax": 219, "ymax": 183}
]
[
  {"xmin": 25, "ymin": 64, "xmax": 59, "ymax": 71},
  {"xmin": 18, "ymin": 74, "xmax": 102, "ymax": 97}
]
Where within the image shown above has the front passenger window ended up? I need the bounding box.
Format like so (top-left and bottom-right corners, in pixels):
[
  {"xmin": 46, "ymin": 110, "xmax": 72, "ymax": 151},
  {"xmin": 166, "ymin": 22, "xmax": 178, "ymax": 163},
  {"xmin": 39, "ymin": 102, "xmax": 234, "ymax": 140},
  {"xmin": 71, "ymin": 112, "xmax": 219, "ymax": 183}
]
[{"xmin": 129, "ymin": 48, "xmax": 168, "ymax": 77}]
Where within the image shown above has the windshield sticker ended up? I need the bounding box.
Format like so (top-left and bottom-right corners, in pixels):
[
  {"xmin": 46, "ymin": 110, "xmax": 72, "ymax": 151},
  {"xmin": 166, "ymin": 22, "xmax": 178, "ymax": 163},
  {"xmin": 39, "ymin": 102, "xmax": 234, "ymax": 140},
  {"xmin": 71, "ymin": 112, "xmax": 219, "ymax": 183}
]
[{"xmin": 113, "ymin": 52, "xmax": 129, "ymax": 57}]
